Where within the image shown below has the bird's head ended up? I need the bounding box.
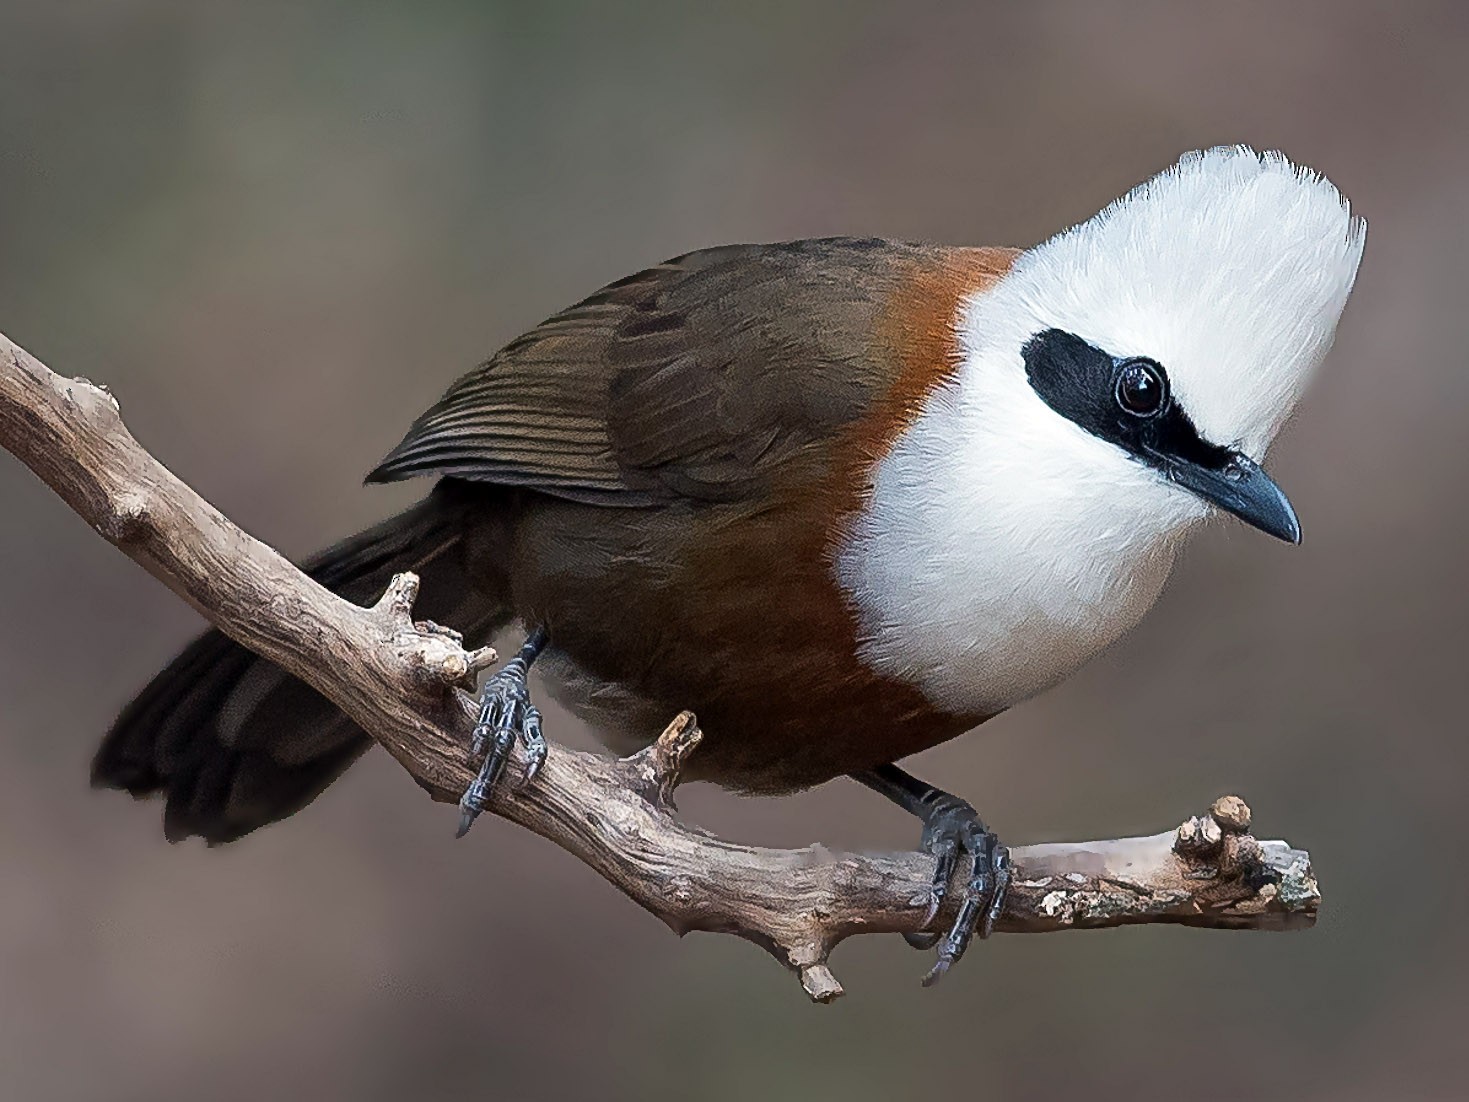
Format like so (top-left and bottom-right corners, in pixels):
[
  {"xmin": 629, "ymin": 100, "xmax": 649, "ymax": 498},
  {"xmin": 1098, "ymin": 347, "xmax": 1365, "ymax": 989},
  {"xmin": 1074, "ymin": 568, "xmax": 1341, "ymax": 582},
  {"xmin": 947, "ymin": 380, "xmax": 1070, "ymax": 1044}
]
[
  {"xmin": 840, "ymin": 147, "xmax": 1364, "ymax": 713},
  {"xmin": 958, "ymin": 145, "xmax": 1366, "ymax": 546}
]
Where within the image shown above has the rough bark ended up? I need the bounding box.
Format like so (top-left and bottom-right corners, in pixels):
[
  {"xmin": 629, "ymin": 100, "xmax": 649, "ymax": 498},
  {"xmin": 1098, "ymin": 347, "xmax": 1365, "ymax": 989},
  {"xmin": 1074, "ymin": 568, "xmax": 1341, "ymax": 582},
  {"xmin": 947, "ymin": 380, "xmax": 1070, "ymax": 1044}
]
[{"xmin": 0, "ymin": 330, "xmax": 1319, "ymax": 1001}]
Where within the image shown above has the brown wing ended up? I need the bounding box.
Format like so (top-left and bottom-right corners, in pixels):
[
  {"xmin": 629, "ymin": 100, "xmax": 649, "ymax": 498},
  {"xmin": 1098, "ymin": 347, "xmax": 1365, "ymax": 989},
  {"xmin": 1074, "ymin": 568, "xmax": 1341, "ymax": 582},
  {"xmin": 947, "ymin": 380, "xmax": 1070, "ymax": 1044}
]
[{"xmin": 367, "ymin": 238, "xmax": 959, "ymax": 505}]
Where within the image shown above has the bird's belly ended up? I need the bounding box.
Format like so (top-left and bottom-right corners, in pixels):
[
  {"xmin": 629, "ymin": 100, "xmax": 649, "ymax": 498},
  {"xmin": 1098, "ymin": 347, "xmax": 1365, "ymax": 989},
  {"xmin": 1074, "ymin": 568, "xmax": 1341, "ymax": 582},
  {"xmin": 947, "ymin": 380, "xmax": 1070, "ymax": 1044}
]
[
  {"xmin": 535, "ymin": 647, "xmax": 673, "ymax": 758},
  {"xmin": 838, "ymin": 516, "xmax": 1183, "ymax": 716},
  {"xmin": 534, "ymin": 643, "xmax": 977, "ymax": 793}
]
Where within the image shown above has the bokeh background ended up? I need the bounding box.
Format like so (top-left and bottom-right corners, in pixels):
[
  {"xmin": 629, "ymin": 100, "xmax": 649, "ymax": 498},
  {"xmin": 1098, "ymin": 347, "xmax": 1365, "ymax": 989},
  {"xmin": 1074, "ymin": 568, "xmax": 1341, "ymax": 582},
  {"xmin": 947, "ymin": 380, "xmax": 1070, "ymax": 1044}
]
[{"xmin": 2, "ymin": 2, "xmax": 1466, "ymax": 1099}]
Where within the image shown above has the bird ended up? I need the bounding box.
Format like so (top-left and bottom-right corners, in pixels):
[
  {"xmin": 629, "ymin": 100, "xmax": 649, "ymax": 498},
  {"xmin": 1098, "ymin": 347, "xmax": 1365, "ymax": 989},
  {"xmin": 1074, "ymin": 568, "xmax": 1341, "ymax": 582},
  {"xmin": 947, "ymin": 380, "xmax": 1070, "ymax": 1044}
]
[{"xmin": 93, "ymin": 146, "xmax": 1365, "ymax": 983}]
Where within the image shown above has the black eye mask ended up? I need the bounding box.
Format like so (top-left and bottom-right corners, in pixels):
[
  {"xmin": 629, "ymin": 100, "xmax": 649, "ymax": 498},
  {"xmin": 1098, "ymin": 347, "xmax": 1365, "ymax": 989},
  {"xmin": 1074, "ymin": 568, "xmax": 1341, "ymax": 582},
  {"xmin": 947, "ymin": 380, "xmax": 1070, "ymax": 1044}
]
[{"xmin": 1020, "ymin": 328, "xmax": 1301, "ymax": 544}]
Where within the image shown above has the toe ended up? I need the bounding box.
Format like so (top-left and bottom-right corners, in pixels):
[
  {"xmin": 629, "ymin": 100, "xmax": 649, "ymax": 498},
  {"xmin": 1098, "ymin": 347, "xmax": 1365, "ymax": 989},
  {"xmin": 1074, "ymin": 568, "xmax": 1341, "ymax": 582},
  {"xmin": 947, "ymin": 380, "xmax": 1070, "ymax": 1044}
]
[
  {"xmin": 980, "ymin": 844, "xmax": 1012, "ymax": 939},
  {"xmin": 914, "ymin": 818, "xmax": 1010, "ymax": 982}
]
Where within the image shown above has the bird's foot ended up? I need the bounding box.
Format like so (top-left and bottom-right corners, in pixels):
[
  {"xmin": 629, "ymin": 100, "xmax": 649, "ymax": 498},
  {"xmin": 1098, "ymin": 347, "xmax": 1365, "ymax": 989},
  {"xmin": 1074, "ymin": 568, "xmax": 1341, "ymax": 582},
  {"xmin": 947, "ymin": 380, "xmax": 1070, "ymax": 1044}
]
[
  {"xmin": 455, "ymin": 631, "xmax": 548, "ymax": 837},
  {"xmin": 907, "ymin": 795, "xmax": 1011, "ymax": 986}
]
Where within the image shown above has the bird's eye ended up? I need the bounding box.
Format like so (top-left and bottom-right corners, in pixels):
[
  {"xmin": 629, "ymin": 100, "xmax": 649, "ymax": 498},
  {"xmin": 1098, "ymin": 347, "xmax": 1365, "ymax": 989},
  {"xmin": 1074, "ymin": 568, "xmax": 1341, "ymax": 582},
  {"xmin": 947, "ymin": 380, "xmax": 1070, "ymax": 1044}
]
[{"xmin": 1114, "ymin": 359, "xmax": 1167, "ymax": 418}]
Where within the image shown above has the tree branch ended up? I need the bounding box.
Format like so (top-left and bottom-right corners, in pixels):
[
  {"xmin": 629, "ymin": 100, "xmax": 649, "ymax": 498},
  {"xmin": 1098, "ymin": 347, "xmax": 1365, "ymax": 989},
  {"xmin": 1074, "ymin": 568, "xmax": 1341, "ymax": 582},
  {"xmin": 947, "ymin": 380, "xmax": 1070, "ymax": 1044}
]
[{"xmin": 0, "ymin": 330, "xmax": 1320, "ymax": 1002}]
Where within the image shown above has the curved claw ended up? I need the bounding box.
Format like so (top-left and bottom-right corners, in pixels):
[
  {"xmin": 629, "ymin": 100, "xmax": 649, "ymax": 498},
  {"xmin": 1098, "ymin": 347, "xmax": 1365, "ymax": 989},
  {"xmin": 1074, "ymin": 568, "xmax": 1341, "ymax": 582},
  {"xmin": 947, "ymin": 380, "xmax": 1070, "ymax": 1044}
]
[
  {"xmin": 905, "ymin": 830, "xmax": 958, "ymax": 950},
  {"xmin": 982, "ymin": 847, "xmax": 1012, "ymax": 939},
  {"xmin": 921, "ymin": 952, "xmax": 953, "ymax": 987},
  {"xmin": 454, "ymin": 805, "xmax": 477, "ymax": 840},
  {"xmin": 518, "ymin": 706, "xmax": 547, "ymax": 787}
]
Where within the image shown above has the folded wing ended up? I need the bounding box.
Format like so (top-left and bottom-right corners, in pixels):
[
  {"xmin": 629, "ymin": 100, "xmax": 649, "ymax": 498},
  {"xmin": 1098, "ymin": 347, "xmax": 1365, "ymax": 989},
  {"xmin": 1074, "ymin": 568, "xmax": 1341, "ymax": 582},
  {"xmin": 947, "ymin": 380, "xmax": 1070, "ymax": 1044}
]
[{"xmin": 367, "ymin": 238, "xmax": 948, "ymax": 505}]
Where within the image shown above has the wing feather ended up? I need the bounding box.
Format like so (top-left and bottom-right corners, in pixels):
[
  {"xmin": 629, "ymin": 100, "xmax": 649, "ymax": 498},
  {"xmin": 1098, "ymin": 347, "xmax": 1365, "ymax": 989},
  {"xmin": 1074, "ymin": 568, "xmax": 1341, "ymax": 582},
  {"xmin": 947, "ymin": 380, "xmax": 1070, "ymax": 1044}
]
[{"xmin": 367, "ymin": 238, "xmax": 950, "ymax": 504}]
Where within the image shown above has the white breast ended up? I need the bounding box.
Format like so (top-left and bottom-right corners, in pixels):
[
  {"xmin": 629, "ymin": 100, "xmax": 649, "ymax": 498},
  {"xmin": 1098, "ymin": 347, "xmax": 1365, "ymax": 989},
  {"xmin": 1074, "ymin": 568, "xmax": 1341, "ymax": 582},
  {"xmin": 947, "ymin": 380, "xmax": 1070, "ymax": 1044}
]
[{"xmin": 832, "ymin": 291, "xmax": 1210, "ymax": 717}]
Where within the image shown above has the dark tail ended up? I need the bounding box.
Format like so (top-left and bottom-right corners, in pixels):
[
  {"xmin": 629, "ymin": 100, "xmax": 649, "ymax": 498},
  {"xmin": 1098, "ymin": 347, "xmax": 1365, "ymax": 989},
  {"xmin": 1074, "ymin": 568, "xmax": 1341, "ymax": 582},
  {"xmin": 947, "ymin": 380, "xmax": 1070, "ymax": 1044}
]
[{"xmin": 93, "ymin": 482, "xmax": 509, "ymax": 845}]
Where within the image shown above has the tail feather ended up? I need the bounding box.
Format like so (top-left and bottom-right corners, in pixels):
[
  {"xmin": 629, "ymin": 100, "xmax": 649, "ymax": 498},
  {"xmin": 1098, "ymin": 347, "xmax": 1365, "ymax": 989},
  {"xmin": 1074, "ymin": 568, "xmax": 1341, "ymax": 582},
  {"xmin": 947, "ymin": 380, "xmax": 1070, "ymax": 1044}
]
[{"xmin": 94, "ymin": 482, "xmax": 507, "ymax": 844}]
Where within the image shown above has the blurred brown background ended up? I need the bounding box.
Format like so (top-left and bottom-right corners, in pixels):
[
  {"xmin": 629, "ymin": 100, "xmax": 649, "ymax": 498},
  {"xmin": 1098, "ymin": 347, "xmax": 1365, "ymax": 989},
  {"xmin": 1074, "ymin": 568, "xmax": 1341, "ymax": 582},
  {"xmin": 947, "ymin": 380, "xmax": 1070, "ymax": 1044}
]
[{"xmin": 1, "ymin": 2, "xmax": 1465, "ymax": 1099}]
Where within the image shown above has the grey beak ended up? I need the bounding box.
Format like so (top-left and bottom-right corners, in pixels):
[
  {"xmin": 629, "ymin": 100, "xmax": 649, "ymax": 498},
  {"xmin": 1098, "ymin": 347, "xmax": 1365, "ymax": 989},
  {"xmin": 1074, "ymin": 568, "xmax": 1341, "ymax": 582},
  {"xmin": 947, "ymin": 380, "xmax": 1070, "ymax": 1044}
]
[{"xmin": 1162, "ymin": 451, "xmax": 1302, "ymax": 544}]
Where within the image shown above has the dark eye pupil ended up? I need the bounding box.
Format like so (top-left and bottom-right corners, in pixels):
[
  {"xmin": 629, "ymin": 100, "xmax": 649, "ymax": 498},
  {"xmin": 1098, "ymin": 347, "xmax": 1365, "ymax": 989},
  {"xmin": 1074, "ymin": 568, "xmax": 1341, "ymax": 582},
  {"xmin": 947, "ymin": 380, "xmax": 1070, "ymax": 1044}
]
[{"xmin": 1116, "ymin": 362, "xmax": 1164, "ymax": 416}]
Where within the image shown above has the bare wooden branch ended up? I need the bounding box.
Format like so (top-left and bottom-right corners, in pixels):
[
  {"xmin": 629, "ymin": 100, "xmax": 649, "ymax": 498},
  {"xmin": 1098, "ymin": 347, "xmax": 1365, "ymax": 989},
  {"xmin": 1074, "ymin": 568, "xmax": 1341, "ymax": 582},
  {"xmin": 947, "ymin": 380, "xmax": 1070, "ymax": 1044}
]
[{"xmin": 0, "ymin": 330, "xmax": 1320, "ymax": 1001}]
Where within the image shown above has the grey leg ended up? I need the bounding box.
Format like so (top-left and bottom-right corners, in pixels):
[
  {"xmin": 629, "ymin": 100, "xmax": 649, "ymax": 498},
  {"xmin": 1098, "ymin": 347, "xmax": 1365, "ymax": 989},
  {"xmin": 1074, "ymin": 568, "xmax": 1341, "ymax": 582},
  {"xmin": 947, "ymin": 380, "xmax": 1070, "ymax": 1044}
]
[
  {"xmin": 456, "ymin": 627, "xmax": 549, "ymax": 837},
  {"xmin": 852, "ymin": 763, "xmax": 1011, "ymax": 985}
]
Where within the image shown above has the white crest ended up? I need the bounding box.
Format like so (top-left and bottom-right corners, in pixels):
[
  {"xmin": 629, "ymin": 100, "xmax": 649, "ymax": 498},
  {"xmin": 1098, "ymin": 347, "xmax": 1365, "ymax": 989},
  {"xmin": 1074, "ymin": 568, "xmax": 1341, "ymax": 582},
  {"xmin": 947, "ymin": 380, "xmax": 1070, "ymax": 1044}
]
[
  {"xmin": 1006, "ymin": 146, "xmax": 1366, "ymax": 456},
  {"xmin": 835, "ymin": 147, "xmax": 1365, "ymax": 716}
]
